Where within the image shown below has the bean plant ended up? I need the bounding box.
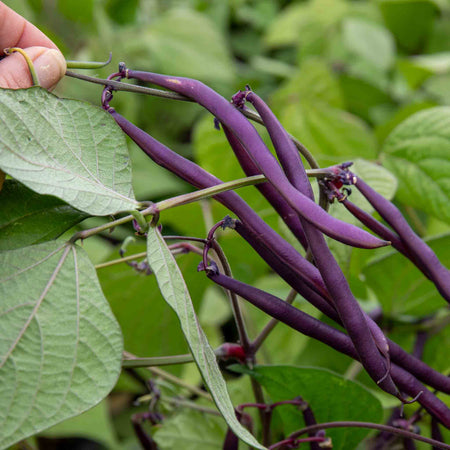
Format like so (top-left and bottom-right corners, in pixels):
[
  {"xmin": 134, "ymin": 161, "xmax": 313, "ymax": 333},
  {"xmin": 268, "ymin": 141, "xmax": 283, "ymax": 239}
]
[{"xmin": 1, "ymin": 1, "xmax": 450, "ymax": 449}]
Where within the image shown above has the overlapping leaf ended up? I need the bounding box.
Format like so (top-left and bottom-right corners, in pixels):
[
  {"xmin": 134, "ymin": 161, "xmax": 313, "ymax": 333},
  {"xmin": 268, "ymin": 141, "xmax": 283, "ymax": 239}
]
[
  {"xmin": 146, "ymin": 226, "xmax": 265, "ymax": 450},
  {"xmin": 0, "ymin": 88, "xmax": 137, "ymax": 216},
  {"xmin": 0, "ymin": 241, "xmax": 123, "ymax": 448},
  {"xmin": 0, "ymin": 180, "xmax": 88, "ymax": 251}
]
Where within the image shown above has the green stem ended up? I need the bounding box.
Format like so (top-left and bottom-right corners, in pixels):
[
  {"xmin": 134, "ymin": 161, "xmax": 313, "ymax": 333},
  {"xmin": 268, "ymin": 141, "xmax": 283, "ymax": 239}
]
[
  {"xmin": 122, "ymin": 354, "xmax": 195, "ymax": 367},
  {"xmin": 123, "ymin": 351, "xmax": 212, "ymax": 401},
  {"xmin": 156, "ymin": 175, "xmax": 266, "ymax": 211},
  {"xmin": 5, "ymin": 48, "xmax": 39, "ymax": 85},
  {"xmin": 66, "ymin": 53, "xmax": 112, "ymax": 69}
]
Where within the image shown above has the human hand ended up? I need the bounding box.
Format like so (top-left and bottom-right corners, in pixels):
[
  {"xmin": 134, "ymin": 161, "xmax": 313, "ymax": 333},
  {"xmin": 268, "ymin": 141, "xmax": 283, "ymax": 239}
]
[{"xmin": 0, "ymin": 1, "xmax": 66, "ymax": 89}]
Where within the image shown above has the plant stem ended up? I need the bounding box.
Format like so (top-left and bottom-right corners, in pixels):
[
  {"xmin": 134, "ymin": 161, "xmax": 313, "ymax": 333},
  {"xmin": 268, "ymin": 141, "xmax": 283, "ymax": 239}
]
[
  {"xmin": 162, "ymin": 397, "xmax": 221, "ymax": 416},
  {"xmin": 66, "ymin": 53, "xmax": 112, "ymax": 69},
  {"xmin": 250, "ymin": 288, "xmax": 297, "ymax": 354},
  {"xmin": 123, "ymin": 351, "xmax": 212, "ymax": 401},
  {"xmin": 211, "ymin": 240, "xmax": 251, "ymax": 354},
  {"xmin": 95, "ymin": 251, "xmax": 148, "ymax": 269},
  {"xmin": 156, "ymin": 175, "xmax": 266, "ymax": 211},
  {"xmin": 122, "ymin": 354, "xmax": 195, "ymax": 367},
  {"xmin": 289, "ymin": 422, "xmax": 450, "ymax": 449},
  {"xmin": 5, "ymin": 48, "xmax": 39, "ymax": 85}
]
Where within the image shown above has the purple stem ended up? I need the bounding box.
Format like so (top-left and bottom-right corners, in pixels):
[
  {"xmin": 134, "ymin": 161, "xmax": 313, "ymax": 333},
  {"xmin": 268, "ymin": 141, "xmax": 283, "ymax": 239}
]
[
  {"xmin": 206, "ymin": 270, "xmax": 450, "ymax": 427},
  {"xmin": 243, "ymin": 90, "xmax": 397, "ymax": 397},
  {"xmin": 354, "ymin": 176, "xmax": 450, "ymax": 303},
  {"xmin": 122, "ymin": 67, "xmax": 388, "ymax": 250}
]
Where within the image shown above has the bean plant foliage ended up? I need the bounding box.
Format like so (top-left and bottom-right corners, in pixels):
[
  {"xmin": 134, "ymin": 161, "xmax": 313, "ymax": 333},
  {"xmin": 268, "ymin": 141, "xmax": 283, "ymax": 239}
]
[{"xmin": 0, "ymin": 1, "xmax": 450, "ymax": 449}]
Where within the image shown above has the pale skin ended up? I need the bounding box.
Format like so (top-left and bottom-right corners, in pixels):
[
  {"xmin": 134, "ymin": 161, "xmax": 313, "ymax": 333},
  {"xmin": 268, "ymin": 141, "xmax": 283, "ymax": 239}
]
[{"xmin": 0, "ymin": 1, "xmax": 66, "ymax": 188}]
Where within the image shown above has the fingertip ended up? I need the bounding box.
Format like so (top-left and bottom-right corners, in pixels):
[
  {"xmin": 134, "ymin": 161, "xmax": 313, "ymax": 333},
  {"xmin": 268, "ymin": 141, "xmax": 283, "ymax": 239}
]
[
  {"xmin": 34, "ymin": 48, "xmax": 66, "ymax": 90},
  {"xmin": 0, "ymin": 46, "xmax": 66, "ymax": 89}
]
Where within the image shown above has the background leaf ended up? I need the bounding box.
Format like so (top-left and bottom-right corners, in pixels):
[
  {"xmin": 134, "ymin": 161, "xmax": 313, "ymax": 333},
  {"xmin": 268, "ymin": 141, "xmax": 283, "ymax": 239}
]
[
  {"xmin": 0, "ymin": 179, "xmax": 88, "ymax": 251},
  {"xmin": 0, "ymin": 88, "xmax": 137, "ymax": 216},
  {"xmin": 363, "ymin": 233, "xmax": 450, "ymax": 316},
  {"xmin": 0, "ymin": 241, "xmax": 123, "ymax": 448},
  {"xmin": 234, "ymin": 365, "xmax": 383, "ymax": 450},
  {"xmin": 381, "ymin": 106, "xmax": 450, "ymax": 223},
  {"xmin": 146, "ymin": 226, "xmax": 264, "ymax": 449}
]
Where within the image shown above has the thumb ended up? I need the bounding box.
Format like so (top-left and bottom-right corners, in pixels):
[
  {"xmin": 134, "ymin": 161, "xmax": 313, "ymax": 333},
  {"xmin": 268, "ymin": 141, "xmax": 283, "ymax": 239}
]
[{"xmin": 0, "ymin": 46, "xmax": 66, "ymax": 90}]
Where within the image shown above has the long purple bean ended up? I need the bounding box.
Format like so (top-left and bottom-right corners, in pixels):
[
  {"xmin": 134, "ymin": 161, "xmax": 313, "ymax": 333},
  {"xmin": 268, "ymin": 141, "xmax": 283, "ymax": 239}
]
[
  {"xmin": 354, "ymin": 176, "xmax": 450, "ymax": 303},
  {"xmin": 222, "ymin": 124, "xmax": 308, "ymax": 249},
  {"xmin": 233, "ymin": 219, "xmax": 450, "ymax": 395},
  {"xmin": 242, "ymin": 90, "xmax": 397, "ymax": 396},
  {"xmin": 104, "ymin": 98, "xmax": 450, "ymax": 395},
  {"xmin": 121, "ymin": 67, "xmax": 388, "ymax": 250},
  {"xmin": 205, "ymin": 269, "xmax": 450, "ymax": 427}
]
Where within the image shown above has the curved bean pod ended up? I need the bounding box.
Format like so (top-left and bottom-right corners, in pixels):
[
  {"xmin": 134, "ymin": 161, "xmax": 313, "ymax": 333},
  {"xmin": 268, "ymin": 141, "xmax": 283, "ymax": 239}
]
[
  {"xmin": 122, "ymin": 68, "xmax": 388, "ymax": 250},
  {"xmin": 354, "ymin": 176, "xmax": 450, "ymax": 303},
  {"xmin": 243, "ymin": 90, "xmax": 396, "ymax": 396},
  {"xmin": 206, "ymin": 269, "xmax": 450, "ymax": 427},
  {"xmin": 106, "ymin": 105, "xmax": 450, "ymax": 395}
]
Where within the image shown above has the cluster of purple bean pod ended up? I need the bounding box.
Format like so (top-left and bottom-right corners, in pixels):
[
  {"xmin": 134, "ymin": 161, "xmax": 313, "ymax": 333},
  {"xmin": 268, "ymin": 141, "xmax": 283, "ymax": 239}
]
[{"xmin": 101, "ymin": 65, "xmax": 450, "ymax": 444}]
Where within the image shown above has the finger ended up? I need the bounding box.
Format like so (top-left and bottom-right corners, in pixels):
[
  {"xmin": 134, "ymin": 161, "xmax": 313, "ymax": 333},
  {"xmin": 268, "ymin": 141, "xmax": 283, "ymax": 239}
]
[
  {"xmin": 0, "ymin": 2, "xmax": 57, "ymax": 49},
  {"xmin": 0, "ymin": 46, "xmax": 66, "ymax": 89}
]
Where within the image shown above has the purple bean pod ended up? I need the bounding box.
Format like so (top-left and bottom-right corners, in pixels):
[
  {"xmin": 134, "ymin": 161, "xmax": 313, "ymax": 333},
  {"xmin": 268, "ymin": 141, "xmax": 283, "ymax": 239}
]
[
  {"xmin": 221, "ymin": 124, "xmax": 308, "ymax": 249},
  {"xmin": 104, "ymin": 97, "xmax": 450, "ymax": 395},
  {"xmin": 241, "ymin": 90, "xmax": 396, "ymax": 396},
  {"xmin": 205, "ymin": 269, "xmax": 450, "ymax": 427},
  {"xmin": 431, "ymin": 418, "xmax": 444, "ymax": 450},
  {"xmin": 354, "ymin": 176, "xmax": 450, "ymax": 303},
  {"xmin": 326, "ymin": 184, "xmax": 432, "ymax": 279},
  {"xmin": 232, "ymin": 220, "xmax": 450, "ymax": 395},
  {"xmin": 121, "ymin": 67, "xmax": 388, "ymax": 250},
  {"xmin": 296, "ymin": 397, "xmax": 322, "ymax": 450}
]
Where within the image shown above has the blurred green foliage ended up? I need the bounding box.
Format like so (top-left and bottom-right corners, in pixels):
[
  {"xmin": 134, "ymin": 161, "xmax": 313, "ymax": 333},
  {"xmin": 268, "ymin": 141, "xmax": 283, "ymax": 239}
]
[{"xmin": 6, "ymin": 0, "xmax": 450, "ymax": 448}]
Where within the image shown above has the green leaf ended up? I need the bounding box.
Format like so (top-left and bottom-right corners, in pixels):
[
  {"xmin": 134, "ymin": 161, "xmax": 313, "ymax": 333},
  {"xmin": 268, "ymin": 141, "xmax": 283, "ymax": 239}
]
[
  {"xmin": 0, "ymin": 88, "xmax": 138, "ymax": 216},
  {"xmin": 279, "ymin": 101, "xmax": 377, "ymax": 166},
  {"xmin": 0, "ymin": 241, "xmax": 123, "ymax": 448},
  {"xmin": 378, "ymin": 0, "xmax": 438, "ymax": 53},
  {"xmin": 0, "ymin": 180, "xmax": 88, "ymax": 251},
  {"xmin": 233, "ymin": 365, "xmax": 383, "ymax": 450},
  {"xmin": 363, "ymin": 233, "xmax": 450, "ymax": 316},
  {"xmin": 146, "ymin": 226, "xmax": 264, "ymax": 450},
  {"xmin": 153, "ymin": 410, "xmax": 226, "ymax": 450},
  {"xmin": 381, "ymin": 106, "xmax": 450, "ymax": 223},
  {"xmin": 342, "ymin": 18, "xmax": 396, "ymax": 72}
]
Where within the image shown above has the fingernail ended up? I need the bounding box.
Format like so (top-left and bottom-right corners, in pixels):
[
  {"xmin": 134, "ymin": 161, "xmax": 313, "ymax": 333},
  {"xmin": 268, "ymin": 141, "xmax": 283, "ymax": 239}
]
[{"xmin": 34, "ymin": 49, "xmax": 66, "ymax": 90}]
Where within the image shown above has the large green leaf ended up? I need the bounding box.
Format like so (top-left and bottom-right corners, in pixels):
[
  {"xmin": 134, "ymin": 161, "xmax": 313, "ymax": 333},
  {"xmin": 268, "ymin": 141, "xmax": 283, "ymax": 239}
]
[
  {"xmin": 0, "ymin": 241, "xmax": 123, "ymax": 448},
  {"xmin": 234, "ymin": 365, "xmax": 383, "ymax": 450},
  {"xmin": 381, "ymin": 106, "xmax": 450, "ymax": 223},
  {"xmin": 0, "ymin": 179, "xmax": 88, "ymax": 251},
  {"xmin": 146, "ymin": 226, "xmax": 264, "ymax": 450},
  {"xmin": 363, "ymin": 233, "xmax": 450, "ymax": 316},
  {"xmin": 0, "ymin": 88, "xmax": 137, "ymax": 216},
  {"xmin": 153, "ymin": 410, "xmax": 226, "ymax": 450}
]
